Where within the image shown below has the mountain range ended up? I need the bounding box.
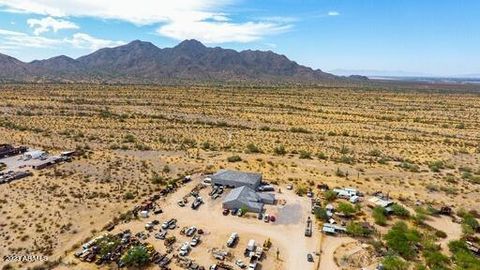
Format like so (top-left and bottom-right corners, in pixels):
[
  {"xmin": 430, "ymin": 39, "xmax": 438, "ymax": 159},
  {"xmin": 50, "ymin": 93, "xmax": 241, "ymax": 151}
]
[{"xmin": 0, "ymin": 39, "xmax": 357, "ymax": 84}]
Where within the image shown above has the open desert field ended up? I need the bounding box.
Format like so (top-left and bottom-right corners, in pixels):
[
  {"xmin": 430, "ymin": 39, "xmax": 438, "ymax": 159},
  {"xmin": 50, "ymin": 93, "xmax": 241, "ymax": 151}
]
[{"xmin": 1, "ymin": 83, "xmax": 480, "ymax": 269}]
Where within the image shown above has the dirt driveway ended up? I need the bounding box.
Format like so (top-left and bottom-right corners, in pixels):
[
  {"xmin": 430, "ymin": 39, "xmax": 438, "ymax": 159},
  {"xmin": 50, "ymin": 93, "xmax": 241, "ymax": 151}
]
[
  {"xmin": 65, "ymin": 176, "xmax": 320, "ymax": 270},
  {"xmin": 318, "ymin": 235, "xmax": 355, "ymax": 270},
  {"xmin": 425, "ymin": 215, "xmax": 462, "ymax": 254}
]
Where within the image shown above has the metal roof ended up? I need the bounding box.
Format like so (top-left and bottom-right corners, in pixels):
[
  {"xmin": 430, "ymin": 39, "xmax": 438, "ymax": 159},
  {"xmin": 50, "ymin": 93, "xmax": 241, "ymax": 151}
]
[
  {"xmin": 211, "ymin": 169, "xmax": 261, "ymax": 185},
  {"xmin": 223, "ymin": 186, "xmax": 265, "ymax": 209}
]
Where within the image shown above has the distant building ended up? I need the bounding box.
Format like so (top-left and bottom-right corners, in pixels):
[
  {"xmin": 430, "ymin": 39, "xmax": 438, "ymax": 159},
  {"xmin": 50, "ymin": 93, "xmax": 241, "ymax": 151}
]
[
  {"xmin": 368, "ymin": 196, "xmax": 395, "ymax": 214},
  {"xmin": 333, "ymin": 188, "xmax": 358, "ymax": 198},
  {"xmin": 23, "ymin": 150, "xmax": 46, "ymax": 160},
  {"xmin": 211, "ymin": 169, "xmax": 262, "ymax": 190},
  {"xmin": 222, "ymin": 186, "xmax": 275, "ymax": 213}
]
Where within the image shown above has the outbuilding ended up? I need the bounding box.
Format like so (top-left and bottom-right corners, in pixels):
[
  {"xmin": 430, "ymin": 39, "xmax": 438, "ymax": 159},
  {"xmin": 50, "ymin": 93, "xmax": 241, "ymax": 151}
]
[
  {"xmin": 211, "ymin": 169, "xmax": 262, "ymax": 190},
  {"xmin": 222, "ymin": 186, "xmax": 275, "ymax": 213},
  {"xmin": 23, "ymin": 150, "xmax": 46, "ymax": 160}
]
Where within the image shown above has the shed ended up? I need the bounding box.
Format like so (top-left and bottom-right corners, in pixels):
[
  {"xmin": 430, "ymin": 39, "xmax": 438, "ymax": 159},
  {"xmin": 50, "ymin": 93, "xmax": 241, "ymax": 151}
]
[{"xmin": 211, "ymin": 169, "xmax": 262, "ymax": 190}]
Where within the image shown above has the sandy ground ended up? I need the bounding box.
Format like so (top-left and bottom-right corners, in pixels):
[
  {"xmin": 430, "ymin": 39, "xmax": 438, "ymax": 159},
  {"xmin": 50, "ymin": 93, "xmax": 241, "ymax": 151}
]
[
  {"xmin": 425, "ymin": 215, "xmax": 462, "ymax": 254},
  {"xmin": 0, "ymin": 148, "xmax": 57, "ymax": 172},
  {"xmin": 318, "ymin": 236, "xmax": 355, "ymax": 270},
  {"xmin": 61, "ymin": 176, "xmax": 320, "ymax": 270}
]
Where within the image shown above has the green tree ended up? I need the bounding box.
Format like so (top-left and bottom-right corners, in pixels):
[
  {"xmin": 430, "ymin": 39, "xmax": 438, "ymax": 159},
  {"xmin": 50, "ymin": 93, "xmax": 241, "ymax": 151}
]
[
  {"xmin": 121, "ymin": 245, "xmax": 150, "ymax": 267},
  {"xmin": 123, "ymin": 192, "xmax": 135, "ymax": 200},
  {"xmin": 313, "ymin": 207, "xmax": 329, "ymax": 221},
  {"xmin": 373, "ymin": 206, "xmax": 387, "ymax": 226},
  {"xmin": 423, "ymin": 249, "xmax": 450, "ymax": 270},
  {"xmin": 337, "ymin": 202, "xmax": 356, "ymax": 217},
  {"xmin": 462, "ymin": 213, "xmax": 479, "ymax": 236},
  {"xmin": 299, "ymin": 150, "xmax": 312, "ymax": 159},
  {"xmin": 391, "ymin": 204, "xmax": 410, "ymax": 218},
  {"xmin": 273, "ymin": 145, "xmax": 287, "ymax": 155},
  {"xmin": 384, "ymin": 221, "xmax": 421, "ymax": 260},
  {"xmin": 246, "ymin": 143, "xmax": 261, "ymax": 153},
  {"xmin": 346, "ymin": 222, "xmax": 371, "ymax": 237},
  {"xmin": 448, "ymin": 240, "xmax": 480, "ymax": 270},
  {"xmin": 413, "ymin": 207, "xmax": 427, "ymax": 225},
  {"xmin": 323, "ymin": 190, "xmax": 337, "ymax": 202},
  {"xmin": 382, "ymin": 255, "xmax": 409, "ymax": 270}
]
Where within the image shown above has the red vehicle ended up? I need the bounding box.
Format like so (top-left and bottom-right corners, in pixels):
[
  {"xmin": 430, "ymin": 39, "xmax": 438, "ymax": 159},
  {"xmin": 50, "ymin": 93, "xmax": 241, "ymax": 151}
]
[
  {"xmin": 270, "ymin": 215, "xmax": 276, "ymax": 222},
  {"xmin": 222, "ymin": 209, "xmax": 230, "ymax": 215}
]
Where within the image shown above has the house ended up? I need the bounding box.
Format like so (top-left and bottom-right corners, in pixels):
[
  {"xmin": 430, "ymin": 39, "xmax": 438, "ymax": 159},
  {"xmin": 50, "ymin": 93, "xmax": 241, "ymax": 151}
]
[
  {"xmin": 222, "ymin": 186, "xmax": 275, "ymax": 213},
  {"xmin": 211, "ymin": 169, "xmax": 262, "ymax": 190},
  {"xmin": 333, "ymin": 188, "xmax": 358, "ymax": 199},
  {"xmin": 322, "ymin": 223, "xmax": 346, "ymax": 235}
]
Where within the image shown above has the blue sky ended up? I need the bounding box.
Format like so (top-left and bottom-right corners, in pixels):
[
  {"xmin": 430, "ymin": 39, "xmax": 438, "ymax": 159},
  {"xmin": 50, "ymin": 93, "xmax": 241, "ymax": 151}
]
[{"xmin": 0, "ymin": 0, "xmax": 478, "ymax": 76}]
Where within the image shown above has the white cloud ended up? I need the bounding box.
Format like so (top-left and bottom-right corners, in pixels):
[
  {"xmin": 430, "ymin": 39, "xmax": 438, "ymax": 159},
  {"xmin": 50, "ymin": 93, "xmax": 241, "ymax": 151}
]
[
  {"xmin": 0, "ymin": 0, "xmax": 291, "ymax": 43},
  {"xmin": 0, "ymin": 28, "xmax": 62, "ymax": 48},
  {"xmin": 328, "ymin": 11, "xmax": 340, "ymax": 16},
  {"xmin": 0, "ymin": 0, "xmax": 233, "ymax": 25},
  {"xmin": 27, "ymin": 16, "xmax": 79, "ymax": 35},
  {"xmin": 158, "ymin": 20, "xmax": 290, "ymax": 43},
  {"xmin": 0, "ymin": 27, "xmax": 123, "ymax": 51},
  {"xmin": 66, "ymin": 33, "xmax": 124, "ymax": 50}
]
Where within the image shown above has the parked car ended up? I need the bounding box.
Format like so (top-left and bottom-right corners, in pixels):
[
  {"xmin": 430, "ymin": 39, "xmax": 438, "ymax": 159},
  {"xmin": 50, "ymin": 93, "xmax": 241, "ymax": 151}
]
[
  {"xmin": 257, "ymin": 213, "xmax": 263, "ymax": 220},
  {"xmin": 145, "ymin": 222, "xmax": 154, "ymax": 230},
  {"xmin": 162, "ymin": 218, "xmax": 177, "ymax": 230},
  {"xmin": 237, "ymin": 209, "xmax": 244, "ymax": 217},
  {"xmin": 177, "ymin": 200, "xmax": 186, "ymax": 207},
  {"xmin": 235, "ymin": 259, "xmax": 247, "ymax": 268},
  {"xmin": 183, "ymin": 175, "xmax": 192, "ymax": 183},
  {"xmin": 186, "ymin": 226, "xmax": 197, "ymax": 237},
  {"xmin": 226, "ymin": 232, "xmax": 238, "ymax": 247},
  {"xmin": 191, "ymin": 197, "xmax": 203, "ymax": 209},
  {"xmin": 286, "ymin": 184, "xmax": 293, "ymax": 190},
  {"xmin": 212, "ymin": 193, "xmax": 220, "ymax": 200},
  {"xmin": 209, "ymin": 186, "xmax": 219, "ymax": 196},
  {"xmin": 222, "ymin": 208, "xmax": 230, "ymax": 215},
  {"xmin": 263, "ymin": 215, "xmax": 270, "ymax": 223},
  {"xmin": 179, "ymin": 242, "xmax": 191, "ymax": 256},
  {"xmin": 203, "ymin": 177, "xmax": 212, "ymax": 185},
  {"xmin": 307, "ymin": 253, "xmax": 314, "ymax": 262},
  {"xmin": 190, "ymin": 235, "xmax": 200, "ymax": 247},
  {"xmin": 155, "ymin": 230, "xmax": 167, "ymax": 240},
  {"xmin": 269, "ymin": 215, "xmax": 276, "ymax": 222}
]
